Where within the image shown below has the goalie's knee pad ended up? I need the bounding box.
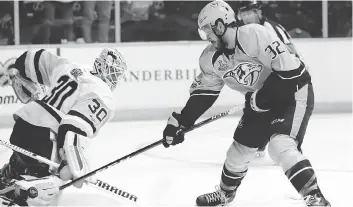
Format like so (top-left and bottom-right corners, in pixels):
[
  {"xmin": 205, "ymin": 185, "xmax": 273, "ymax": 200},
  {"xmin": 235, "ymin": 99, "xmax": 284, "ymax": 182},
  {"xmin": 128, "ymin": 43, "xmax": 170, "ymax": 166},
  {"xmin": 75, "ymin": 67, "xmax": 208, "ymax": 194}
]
[
  {"xmin": 225, "ymin": 141, "xmax": 257, "ymax": 172},
  {"xmin": 60, "ymin": 131, "xmax": 89, "ymax": 180},
  {"xmin": 268, "ymin": 134, "xmax": 305, "ymax": 171}
]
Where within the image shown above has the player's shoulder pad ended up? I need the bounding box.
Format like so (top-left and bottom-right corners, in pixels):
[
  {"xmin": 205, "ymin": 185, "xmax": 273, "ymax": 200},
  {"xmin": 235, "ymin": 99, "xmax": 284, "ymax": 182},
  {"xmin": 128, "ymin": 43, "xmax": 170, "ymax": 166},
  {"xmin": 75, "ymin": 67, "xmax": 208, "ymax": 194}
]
[
  {"xmin": 199, "ymin": 44, "xmax": 232, "ymax": 74},
  {"xmin": 199, "ymin": 44, "xmax": 219, "ymax": 74},
  {"xmin": 199, "ymin": 44, "xmax": 217, "ymax": 64},
  {"xmin": 83, "ymin": 74, "xmax": 116, "ymax": 112},
  {"xmin": 96, "ymin": 90, "xmax": 116, "ymax": 112},
  {"xmin": 237, "ymin": 24, "xmax": 270, "ymax": 54},
  {"xmin": 14, "ymin": 49, "xmax": 47, "ymax": 78},
  {"xmin": 68, "ymin": 65, "xmax": 92, "ymax": 81}
]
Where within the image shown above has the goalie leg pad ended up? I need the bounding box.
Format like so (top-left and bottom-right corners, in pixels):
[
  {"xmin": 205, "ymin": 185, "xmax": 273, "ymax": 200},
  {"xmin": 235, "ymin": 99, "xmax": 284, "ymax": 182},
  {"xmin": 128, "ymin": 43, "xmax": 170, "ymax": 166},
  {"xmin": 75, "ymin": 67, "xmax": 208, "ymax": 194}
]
[
  {"xmin": 60, "ymin": 131, "xmax": 89, "ymax": 184},
  {"xmin": 14, "ymin": 175, "xmax": 64, "ymax": 206}
]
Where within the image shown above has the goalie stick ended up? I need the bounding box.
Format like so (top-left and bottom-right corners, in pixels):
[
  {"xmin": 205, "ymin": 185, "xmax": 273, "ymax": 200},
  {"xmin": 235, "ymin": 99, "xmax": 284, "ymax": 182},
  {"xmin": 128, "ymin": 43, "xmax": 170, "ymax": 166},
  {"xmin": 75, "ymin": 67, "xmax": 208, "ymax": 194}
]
[
  {"xmin": 0, "ymin": 140, "xmax": 139, "ymax": 203},
  {"xmin": 60, "ymin": 104, "xmax": 245, "ymax": 190}
]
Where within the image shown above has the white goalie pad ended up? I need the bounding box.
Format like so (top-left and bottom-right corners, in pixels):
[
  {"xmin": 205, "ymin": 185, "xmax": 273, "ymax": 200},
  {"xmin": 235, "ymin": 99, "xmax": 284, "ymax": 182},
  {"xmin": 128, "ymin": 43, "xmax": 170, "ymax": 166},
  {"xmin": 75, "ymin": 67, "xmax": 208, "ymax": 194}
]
[
  {"xmin": 14, "ymin": 175, "xmax": 63, "ymax": 206},
  {"xmin": 62, "ymin": 131, "xmax": 90, "ymax": 179}
]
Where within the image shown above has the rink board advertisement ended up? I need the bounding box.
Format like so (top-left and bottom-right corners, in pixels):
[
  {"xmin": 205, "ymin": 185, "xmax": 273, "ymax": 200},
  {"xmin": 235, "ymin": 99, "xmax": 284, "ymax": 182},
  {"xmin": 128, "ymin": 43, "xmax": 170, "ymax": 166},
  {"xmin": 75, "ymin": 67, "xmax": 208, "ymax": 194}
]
[
  {"xmin": 59, "ymin": 38, "xmax": 352, "ymax": 119},
  {"xmin": 0, "ymin": 39, "xmax": 351, "ymax": 126}
]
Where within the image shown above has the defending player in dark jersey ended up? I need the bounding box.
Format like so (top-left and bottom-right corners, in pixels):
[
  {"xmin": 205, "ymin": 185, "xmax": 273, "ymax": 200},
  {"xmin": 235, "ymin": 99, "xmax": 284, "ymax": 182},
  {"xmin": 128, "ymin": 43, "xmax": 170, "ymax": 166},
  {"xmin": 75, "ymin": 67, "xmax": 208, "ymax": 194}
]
[
  {"xmin": 237, "ymin": 0, "xmax": 300, "ymax": 58},
  {"xmin": 161, "ymin": 1, "xmax": 330, "ymax": 206}
]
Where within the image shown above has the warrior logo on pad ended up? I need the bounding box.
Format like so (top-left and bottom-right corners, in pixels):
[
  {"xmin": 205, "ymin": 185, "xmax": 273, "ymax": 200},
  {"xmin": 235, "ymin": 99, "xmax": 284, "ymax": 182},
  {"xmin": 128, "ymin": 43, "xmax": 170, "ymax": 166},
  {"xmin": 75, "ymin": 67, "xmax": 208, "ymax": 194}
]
[{"xmin": 223, "ymin": 62, "xmax": 262, "ymax": 86}]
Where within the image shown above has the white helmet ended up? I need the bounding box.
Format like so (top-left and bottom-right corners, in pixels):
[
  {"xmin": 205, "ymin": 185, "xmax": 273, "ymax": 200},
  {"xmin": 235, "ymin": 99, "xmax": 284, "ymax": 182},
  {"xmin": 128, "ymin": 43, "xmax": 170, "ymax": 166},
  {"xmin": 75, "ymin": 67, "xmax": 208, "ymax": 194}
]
[
  {"xmin": 197, "ymin": 0, "xmax": 236, "ymax": 40},
  {"xmin": 92, "ymin": 48, "xmax": 127, "ymax": 91}
]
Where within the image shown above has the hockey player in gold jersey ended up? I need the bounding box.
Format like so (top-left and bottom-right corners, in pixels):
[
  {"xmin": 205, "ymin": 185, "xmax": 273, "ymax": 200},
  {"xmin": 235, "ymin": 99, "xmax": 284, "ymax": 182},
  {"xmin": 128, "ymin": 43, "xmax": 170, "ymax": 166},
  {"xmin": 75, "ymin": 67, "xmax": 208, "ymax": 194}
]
[
  {"xmin": 0, "ymin": 48, "xmax": 127, "ymax": 206},
  {"xmin": 237, "ymin": 0, "xmax": 303, "ymax": 157},
  {"xmin": 162, "ymin": 1, "xmax": 330, "ymax": 206}
]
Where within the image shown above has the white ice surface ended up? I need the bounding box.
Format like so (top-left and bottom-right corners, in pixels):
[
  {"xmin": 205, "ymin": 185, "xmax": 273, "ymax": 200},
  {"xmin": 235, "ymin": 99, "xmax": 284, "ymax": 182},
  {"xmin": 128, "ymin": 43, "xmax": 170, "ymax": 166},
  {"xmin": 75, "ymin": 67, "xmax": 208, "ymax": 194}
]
[{"xmin": 0, "ymin": 114, "xmax": 352, "ymax": 207}]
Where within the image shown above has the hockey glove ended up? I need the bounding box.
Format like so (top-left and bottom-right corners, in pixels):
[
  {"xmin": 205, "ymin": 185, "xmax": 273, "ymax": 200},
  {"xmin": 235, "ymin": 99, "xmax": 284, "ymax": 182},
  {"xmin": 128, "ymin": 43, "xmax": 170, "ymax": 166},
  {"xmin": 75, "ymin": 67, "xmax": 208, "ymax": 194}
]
[
  {"xmin": 245, "ymin": 91, "xmax": 269, "ymax": 113},
  {"xmin": 58, "ymin": 131, "xmax": 89, "ymax": 188},
  {"xmin": 9, "ymin": 69, "xmax": 47, "ymax": 104},
  {"xmin": 162, "ymin": 112, "xmax": 186, "ymax": 148}
]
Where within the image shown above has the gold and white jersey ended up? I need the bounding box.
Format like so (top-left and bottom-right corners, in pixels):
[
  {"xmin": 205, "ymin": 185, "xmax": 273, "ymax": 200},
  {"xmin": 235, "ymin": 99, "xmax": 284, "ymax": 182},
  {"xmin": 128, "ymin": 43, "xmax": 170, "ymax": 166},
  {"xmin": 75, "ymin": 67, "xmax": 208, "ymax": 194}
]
[{"xmin": 190, "ymin": 24, "xmax": 306, "ymax": 96}]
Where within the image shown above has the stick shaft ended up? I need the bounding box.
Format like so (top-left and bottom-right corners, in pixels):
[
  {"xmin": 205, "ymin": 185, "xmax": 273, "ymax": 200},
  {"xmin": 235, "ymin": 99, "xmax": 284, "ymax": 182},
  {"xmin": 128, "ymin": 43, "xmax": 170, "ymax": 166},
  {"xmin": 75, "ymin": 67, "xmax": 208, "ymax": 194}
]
[
  {"xmin": 60, "ymin": 104, "xmax": 244, "ymax": 190},
  {"xmin": 181, "ymin": 104, "xmax": 244, "ymax": 134},
  {"xmin": 0, "ymin": 140, "xmax": 60, "ymax": 168},
  {"xmin": 0, "ymin": 140, "xmax": 139, "ymax": 202}
]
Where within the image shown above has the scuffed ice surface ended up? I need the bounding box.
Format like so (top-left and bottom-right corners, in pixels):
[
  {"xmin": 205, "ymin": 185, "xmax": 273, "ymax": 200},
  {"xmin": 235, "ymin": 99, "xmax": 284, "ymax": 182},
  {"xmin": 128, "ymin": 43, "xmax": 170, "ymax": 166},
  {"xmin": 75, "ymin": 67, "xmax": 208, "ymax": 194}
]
[{"xmin": 0, "ymin": 114, "xmax": 352, "ymax": 207}]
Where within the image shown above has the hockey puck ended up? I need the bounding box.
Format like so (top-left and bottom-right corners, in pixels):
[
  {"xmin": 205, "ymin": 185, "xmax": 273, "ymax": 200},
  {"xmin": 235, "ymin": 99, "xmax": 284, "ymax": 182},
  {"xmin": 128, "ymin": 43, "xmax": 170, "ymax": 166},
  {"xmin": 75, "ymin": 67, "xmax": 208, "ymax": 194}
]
[{"xmin": 27, "ymin": 187, "xmax": 38, "ymax": 198}]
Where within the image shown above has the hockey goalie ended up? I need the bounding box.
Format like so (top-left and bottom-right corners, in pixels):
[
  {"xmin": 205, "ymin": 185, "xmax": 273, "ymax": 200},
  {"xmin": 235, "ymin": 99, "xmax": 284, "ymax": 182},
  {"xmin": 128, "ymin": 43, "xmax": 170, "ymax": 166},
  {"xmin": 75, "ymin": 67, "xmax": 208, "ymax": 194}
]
[{"xmin": 0, "ymin": 48, "xmax": 127, "ymax": 206}]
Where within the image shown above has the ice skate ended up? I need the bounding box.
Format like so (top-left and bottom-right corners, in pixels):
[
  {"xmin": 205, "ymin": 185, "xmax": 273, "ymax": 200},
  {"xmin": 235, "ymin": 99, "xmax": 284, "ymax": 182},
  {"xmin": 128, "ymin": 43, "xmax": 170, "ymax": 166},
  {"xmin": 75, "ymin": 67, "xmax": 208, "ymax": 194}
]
[
  {"xmin": 304, "ymin": 191, "xmax": 331, "ymax": 206},
  {"xmin": 196, "ymin": 186, "xmax": 236, "ymax": 206},
  {"xmin": 0, "ymin": 195, "xmax": 18, "ymax": 207},
  {"xmin": 0, "ymin": 163, "xmax": 15, "ymax": 191},
  {"xmin": 0, "ymin": 165, "xmax": 18, "ymax": 207}
]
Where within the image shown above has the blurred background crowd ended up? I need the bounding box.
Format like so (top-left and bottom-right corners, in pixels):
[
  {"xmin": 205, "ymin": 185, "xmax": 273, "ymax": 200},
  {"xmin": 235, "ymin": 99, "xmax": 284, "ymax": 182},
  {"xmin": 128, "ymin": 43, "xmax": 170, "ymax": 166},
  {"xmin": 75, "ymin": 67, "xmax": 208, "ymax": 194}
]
[{"xmin": 0, "ymin": 0, "xmax": 352, "ymax": 45}]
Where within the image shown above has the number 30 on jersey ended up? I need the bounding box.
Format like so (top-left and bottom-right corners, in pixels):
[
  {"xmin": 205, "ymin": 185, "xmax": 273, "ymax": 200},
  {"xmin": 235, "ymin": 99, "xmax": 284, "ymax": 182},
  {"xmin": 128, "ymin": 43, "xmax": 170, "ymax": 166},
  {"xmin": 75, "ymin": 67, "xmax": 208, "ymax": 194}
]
[{"xmin": 88, "ymin": 99, "xmax": 108, "ymax": 122}]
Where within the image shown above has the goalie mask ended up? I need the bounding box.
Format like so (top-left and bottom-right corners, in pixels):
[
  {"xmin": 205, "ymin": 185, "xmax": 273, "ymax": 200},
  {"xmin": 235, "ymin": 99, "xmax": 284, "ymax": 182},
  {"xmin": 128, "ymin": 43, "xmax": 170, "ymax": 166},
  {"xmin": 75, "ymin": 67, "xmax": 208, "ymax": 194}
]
[{"xmin": 92, "ymin": 48, "xmax": 127, "ymax": 91}]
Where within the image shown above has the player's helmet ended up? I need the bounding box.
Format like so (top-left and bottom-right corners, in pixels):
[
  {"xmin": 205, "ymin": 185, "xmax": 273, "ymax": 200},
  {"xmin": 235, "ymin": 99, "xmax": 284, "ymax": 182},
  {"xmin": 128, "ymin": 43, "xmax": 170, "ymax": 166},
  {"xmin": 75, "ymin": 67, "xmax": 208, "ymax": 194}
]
[
  {"xmin": 237, "ymin": 1, "xmax": 264, "ymax": 24},
  {"xmin": 238, "ymin": 0, "xmax": 263, "ymax": 12},
  {"xmin": 197, "ymin": 0, "xmax": 236, "ymax": 41},
  {"xmin": 92, "ymin": 48, "xmax": 127, "ymax": 91}
]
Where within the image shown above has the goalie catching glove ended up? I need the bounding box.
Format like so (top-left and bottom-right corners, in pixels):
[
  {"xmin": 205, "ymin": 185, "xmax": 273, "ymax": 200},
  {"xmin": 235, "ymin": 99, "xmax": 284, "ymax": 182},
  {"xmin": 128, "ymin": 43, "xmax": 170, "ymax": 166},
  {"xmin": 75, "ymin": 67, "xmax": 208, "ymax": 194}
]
[
  {"xmin": 2, "ymin": 68, "xmax": 46, "ymax": 104},
  {"xmin": 162, "ymin": 112, "xmax": 187, "ymax": 148},
  {"xmin": 58, "ymin": 131, "xmax": 90, "ymax": 188}
]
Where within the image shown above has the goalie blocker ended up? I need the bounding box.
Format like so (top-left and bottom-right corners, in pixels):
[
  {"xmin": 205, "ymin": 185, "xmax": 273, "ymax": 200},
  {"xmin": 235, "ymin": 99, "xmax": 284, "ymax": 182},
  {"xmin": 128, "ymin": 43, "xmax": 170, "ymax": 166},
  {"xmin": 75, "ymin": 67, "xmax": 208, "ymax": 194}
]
[
  {"xmin": 1, "ymin": 117, "xmax": 90, "ymax": 184},
  {"xmin": 58, "ymin": 131, "xmax": 90, "ymax": 188}
]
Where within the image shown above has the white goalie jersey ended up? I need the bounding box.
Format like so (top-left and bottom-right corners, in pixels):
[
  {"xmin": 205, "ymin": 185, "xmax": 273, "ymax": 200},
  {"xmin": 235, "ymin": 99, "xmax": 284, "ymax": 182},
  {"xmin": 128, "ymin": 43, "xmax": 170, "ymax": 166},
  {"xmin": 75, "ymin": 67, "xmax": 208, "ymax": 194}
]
[{"xmin": 13, "ymin": 49, "xmax": 116, "ymax": 138}]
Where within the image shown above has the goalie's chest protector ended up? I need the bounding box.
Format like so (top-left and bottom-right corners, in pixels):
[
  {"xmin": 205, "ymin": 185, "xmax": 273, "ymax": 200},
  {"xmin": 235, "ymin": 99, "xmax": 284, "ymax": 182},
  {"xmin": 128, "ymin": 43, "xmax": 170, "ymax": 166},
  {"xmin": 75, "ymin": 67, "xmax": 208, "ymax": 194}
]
[
  {"xmin": 13, "ymin": 65, "xmax": 110, "ymax": 135},
  {"xmin": 212, "ymin": 48, "xmax": 272, "ymax": 95}
]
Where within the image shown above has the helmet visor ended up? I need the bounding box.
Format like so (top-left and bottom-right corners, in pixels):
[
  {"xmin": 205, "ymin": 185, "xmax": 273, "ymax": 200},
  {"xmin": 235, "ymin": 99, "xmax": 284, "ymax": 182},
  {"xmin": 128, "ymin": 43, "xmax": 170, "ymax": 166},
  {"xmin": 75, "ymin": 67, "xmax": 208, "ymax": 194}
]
[{"xmin": 198, "ymin": 24, "xmax": 214, "ymax": 41}]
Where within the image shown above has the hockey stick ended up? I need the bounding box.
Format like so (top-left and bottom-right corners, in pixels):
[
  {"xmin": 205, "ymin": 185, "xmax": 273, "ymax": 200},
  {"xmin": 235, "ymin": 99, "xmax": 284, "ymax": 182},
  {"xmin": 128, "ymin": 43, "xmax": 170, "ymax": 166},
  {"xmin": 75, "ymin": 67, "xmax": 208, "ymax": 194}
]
[
  {"xmin": 60, "ymin": 103, "xmax": 245, "ymax": 190},
  {"xmin": 0, "ymin": 140, "xmax": 139, "ymax": 203}
]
